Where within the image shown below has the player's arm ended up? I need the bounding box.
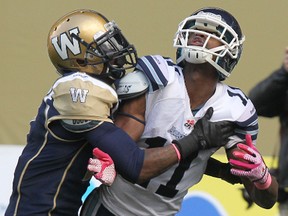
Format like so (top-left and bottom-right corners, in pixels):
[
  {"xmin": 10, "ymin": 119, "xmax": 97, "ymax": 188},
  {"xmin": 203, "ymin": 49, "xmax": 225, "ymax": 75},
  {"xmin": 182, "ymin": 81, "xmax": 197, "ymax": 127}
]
[
  {"xmin": 227, "ymin": 134, "xmax": 278, "ymax": 209},
  {"xmin": 114, "ymin": 94, "xmax": 177, "ymax": 183},
  {"xmin": 112, "ymin": 69, "xmax": 148, "ymax": 141},
  {"xmin": 204, "ymin": 157, "xmax": 242, "ymax": 185},
  {"xmin": 114, "ymin": 69, "xmax": 179, "ymax": 182},
  {"xmin": 114, "ymin": 95, "xmax": 146, "ymax": 141},
  {"xmin": 85, "ymin": 107, "xmax": 234, "ymax": 184}
]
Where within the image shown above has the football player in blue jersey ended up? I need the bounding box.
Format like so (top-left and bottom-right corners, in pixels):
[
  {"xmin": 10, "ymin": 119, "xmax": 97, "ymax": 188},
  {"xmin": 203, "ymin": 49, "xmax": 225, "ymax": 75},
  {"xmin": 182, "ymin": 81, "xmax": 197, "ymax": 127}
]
[
  {"xmin": 82, "ymin": 7, "xmax": 278, "ymax": 216},
  {"xmin": 5, "ymin": 9, "xmax": 233, "ymax": 216}
]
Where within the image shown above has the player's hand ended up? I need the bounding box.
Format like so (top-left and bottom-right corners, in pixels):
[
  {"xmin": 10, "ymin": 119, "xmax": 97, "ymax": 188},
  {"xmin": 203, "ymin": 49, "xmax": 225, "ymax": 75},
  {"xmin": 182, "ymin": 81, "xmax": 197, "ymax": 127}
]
[
  {"xmin": 194, "ymin": 107, "xmax": 234, "ymax": 149},
  {"xmin": 87, "ymin": 148, "xmax": 116, "ymax": 186},
  {"xmin": 172, "ymin": 107, "xmax": 235, "ymax": 159},
  {"xmin": 229, "ymin": 134, "xmax": 272, "ymax": 190}
]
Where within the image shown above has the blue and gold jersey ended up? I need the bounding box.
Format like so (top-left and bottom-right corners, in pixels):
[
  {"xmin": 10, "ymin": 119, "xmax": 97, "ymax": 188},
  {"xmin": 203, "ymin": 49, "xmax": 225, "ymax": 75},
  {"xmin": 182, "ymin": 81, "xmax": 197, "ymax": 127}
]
[{"xmin": 6, "ymin": 72, "xmax": 144, "ymax": 216}]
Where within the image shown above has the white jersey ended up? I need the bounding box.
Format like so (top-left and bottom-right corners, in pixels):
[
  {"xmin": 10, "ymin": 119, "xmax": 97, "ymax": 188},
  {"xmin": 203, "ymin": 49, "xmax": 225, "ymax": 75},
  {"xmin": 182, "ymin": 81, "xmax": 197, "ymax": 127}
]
[{"xmin": 100, "ymin": 55, "xmax": 258, "ymax": 216}]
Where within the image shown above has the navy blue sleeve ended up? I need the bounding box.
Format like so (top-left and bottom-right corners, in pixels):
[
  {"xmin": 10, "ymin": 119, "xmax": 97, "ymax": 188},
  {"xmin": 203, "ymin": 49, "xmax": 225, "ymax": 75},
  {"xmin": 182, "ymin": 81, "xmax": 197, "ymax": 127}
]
[{"xmin": 84, "ymin": 122, "xmax": 144, "ymax": 183}]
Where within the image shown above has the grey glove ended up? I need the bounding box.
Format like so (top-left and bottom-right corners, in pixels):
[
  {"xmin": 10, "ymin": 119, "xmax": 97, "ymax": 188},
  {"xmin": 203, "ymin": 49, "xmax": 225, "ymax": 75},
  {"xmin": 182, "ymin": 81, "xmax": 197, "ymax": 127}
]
[{"xmin": 173, "ymin": 107, "xmax": 234, "ymax": 159}]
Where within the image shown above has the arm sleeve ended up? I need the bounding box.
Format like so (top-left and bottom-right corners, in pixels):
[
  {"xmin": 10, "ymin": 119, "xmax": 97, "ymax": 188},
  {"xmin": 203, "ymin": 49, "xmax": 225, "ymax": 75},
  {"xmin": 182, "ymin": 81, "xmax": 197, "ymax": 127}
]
[
  {"xmin": 205, "ymin": 157, "xmax": 242, "ymax": 185},
  {"xmin": 84, "ymin": 122, "xmax": 144, "ymax": 183},
  {"xmin": 249, "ymin": 66, "xmax": 288, "ymax": 117}
]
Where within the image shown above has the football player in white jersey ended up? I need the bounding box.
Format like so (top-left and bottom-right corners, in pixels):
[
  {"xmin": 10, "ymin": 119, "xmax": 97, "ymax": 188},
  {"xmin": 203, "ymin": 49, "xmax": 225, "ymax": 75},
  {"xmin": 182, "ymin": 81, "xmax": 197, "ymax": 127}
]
[
  {"xmin": 81, "ymin": 7, "xmax": 278, "ymax": 216},
  {"xmin": 5, "ymin": 9, "xmax": 234, "ymax": 216}
]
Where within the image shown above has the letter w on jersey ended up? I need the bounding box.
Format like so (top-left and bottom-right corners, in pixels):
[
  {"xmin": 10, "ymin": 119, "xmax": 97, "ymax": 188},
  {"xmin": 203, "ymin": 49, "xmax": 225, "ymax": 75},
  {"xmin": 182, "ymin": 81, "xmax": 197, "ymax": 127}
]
[
  {"xmin": 51, "ymin": 28, "xmax": 81, "ymax": 60},
  {"xmin": 70, "ymin": 88, "xmax": 89, "ymax": 103}
]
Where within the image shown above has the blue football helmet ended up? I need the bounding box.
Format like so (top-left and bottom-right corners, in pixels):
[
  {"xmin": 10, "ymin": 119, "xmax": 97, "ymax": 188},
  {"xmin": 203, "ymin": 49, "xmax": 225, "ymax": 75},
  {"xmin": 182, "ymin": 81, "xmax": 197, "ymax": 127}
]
[{"xmin": 173, "ymin": 7, "xmax": 245, "ymax": 80}]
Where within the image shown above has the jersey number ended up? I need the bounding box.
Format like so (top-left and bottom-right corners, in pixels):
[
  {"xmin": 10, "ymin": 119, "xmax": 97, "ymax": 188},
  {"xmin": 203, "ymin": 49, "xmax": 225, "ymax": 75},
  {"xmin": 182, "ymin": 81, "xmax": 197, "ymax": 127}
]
[
  {"xmin": 139, "ymin": 137, "xmax": 198, "ymax": 198},
  {"xmin": 227, "ymin": 87, "xmax": 248, "ymax": 106}
]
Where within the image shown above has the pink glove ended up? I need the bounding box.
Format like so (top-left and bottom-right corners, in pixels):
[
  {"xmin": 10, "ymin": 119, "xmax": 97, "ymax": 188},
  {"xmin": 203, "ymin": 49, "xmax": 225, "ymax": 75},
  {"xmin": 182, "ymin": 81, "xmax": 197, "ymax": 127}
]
[
  {"xmin": 229, "ymin": 134, "xmax": 272, "ymax": 190},
  {"xmin": 87, "ymin": 148, "xmax": 116, "ymax": 186}
]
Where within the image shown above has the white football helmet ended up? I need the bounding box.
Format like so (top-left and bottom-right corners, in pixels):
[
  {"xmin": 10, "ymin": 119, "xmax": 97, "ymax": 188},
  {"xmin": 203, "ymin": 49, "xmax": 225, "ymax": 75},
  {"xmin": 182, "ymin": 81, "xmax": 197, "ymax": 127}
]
[{"xmin": 173, "ymin": 7, "xmax": 245, "ymax": 80}]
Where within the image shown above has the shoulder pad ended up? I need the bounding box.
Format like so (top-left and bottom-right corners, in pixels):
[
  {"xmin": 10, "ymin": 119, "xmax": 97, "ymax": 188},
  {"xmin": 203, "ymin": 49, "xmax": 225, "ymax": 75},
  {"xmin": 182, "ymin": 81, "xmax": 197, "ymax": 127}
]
[{"xmin": 116, "ymin": 70, "xmax": 149, "ymax": 100}]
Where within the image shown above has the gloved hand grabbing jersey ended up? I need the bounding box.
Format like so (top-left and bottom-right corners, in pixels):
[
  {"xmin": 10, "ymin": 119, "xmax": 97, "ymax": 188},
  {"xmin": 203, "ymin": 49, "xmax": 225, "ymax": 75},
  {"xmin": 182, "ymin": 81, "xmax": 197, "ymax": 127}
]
[
  {"xmin": 172, "ymin": 107, "xmax": 235, "ymax": 159},
  {"xmin": 229, "ymin": 134, "xmax": 272, "ymax": 190},
  {"xmin": 87, "ymin": 148, "xmax": 116, "ymax": 186}
]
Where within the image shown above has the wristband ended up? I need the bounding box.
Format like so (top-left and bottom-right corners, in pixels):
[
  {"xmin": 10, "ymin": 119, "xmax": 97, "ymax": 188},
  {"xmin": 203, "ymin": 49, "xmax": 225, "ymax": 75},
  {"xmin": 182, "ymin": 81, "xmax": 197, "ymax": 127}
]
[
  {"xmin": 172, "ymin": 144, "xmax": 181, "ymax": 162},
  {"xmin": 254, "ymin": 173, "xmax": 272, "ymax": 190}
]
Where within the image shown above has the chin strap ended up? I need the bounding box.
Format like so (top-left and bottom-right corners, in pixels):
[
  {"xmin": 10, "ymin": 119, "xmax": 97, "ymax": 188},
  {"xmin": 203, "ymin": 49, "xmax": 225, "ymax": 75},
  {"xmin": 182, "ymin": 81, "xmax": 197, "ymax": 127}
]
[
  {"xmin": 180, "ymin": 46, "xmax": 231, "ymax": 79},
  {"xmin": 183, "ymin": 49, "xmax": 212, "ymax": 64}
]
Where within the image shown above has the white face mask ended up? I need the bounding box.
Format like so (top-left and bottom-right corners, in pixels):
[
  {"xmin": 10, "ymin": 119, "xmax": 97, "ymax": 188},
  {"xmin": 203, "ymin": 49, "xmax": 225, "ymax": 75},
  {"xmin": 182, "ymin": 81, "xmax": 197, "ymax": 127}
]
[{"xmin": 173, "ymin": 11, "xmax": 245, "ymax": 79}]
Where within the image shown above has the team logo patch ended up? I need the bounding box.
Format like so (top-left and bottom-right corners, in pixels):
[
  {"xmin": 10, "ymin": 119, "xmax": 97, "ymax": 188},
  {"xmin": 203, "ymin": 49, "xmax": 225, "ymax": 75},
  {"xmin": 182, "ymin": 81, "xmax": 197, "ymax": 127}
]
[
  {"xmin": 184, "ymin": 119, "xmax": 196, "ymax": 130},
  {"xmin": 70, "ymin": 87, "xmax": 89, "ymax": 103}
]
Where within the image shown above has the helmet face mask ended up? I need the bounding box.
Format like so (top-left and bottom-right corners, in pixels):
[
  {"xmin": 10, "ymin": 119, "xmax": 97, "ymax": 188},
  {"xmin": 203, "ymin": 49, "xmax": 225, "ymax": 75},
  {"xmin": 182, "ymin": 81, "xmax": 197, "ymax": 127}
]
[
  {"xmin": 173, "ymin": 7, "xmax": 245, "ymax": 80},
  {"xmin": 48, "ymin": 9, "xmax": 137, "ymax": 80}
]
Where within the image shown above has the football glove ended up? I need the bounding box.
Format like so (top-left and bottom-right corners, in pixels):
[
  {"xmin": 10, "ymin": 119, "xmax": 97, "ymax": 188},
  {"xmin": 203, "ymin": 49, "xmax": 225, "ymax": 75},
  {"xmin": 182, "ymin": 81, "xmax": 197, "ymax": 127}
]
[
  {"xmin": 173, "ymin": 107, "xmax": 235, "ymax": 159},
  {"xmin": 229, "ymin": 134, "xmax": 272, "ymax": 190},
  {"xmin": 87, "ymin": 148, "xmax": 116, "ymax": 186}
]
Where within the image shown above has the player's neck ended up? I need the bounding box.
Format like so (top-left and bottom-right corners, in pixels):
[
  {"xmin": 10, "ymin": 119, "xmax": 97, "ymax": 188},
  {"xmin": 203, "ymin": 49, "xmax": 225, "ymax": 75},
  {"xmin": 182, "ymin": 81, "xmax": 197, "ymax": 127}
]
[{"xmin": 183, "ymin": 64, "xmax": 218, "ymax": 110}]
